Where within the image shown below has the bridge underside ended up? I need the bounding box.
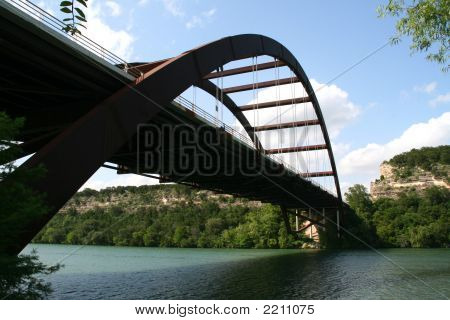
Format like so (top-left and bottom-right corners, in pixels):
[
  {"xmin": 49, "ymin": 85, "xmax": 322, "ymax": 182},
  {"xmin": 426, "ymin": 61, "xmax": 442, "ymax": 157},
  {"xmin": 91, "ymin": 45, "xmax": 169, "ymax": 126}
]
[{"xmin": 111, "ymin": 101, "xmax": 340, "ymax": 209}]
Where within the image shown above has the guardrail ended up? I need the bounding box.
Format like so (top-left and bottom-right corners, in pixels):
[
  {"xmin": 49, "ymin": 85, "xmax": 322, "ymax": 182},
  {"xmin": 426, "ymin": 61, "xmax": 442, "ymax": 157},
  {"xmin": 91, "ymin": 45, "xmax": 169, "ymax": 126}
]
[
  {"xmin": 174, "ymin": 96, "xmax": 337, "ymax": 197},
  {"xmin": 6, "ymin": 0, "xmax": 142, "ymax": 78},
  {"xmin": 174, "ymin": 96, "xmax": 255, "ymax": 148}
]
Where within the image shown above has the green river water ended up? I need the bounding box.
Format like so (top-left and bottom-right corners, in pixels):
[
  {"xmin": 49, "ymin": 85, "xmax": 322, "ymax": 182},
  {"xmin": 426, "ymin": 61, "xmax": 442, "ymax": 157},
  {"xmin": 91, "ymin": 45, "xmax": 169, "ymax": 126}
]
[{"xmin": 21, "ymin": 244, "xmax": 450, "ymax": 299}]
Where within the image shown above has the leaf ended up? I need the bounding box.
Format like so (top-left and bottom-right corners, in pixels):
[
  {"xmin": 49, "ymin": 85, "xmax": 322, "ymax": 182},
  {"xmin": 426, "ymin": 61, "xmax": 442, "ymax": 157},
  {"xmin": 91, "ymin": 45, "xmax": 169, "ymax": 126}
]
[
  {"xmin": 74, "ymin": 7, "xmax": 85, "ymax": 18},
  {"xmin": 76, "ymin": 0, "xmax": 87, "ymax": 8},
  {"xmin": 62, "ymin": 18, "xmax": 72, "ymax": 21},
  {"xmin": 60, "ymin": 7, "xmax": 72, "ymax": 13},
  {"xmin": 60, "ymin": 1, "xmax": 72, "ymax": 6},
  {"xmin": 75, "ymin": 16, "xmax": 86, "ymax": 22}
]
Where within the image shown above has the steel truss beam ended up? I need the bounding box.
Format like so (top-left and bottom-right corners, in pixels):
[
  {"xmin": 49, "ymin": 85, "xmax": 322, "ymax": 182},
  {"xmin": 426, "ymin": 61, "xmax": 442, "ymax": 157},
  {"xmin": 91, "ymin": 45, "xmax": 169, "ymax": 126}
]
[
  {"xmin": 240, "ymin": 96, "xmax": 311, "ymax": 111},
  {"xmin": 301, "ymin": 171, "xmax": 334, "ymax": 178},
  {"xmin": 254, "ymin": 119, "xmax": 320, "ymax": 131},
  {"xmin": 265, "ymin": 144, "xmax": 328, "ymax": 155},
  {"xmin": 203, "ymin": 60, "xmax": 286, "ymax": 79},
  {"xmin": 222, "ymin": 77, "xmax": 299, "ymax": 94}
]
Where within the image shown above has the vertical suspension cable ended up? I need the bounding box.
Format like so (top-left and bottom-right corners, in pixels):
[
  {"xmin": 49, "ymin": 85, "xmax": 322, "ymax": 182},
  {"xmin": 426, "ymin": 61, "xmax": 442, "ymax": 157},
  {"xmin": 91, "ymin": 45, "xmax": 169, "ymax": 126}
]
[
  {"xmin": 274, "ymin": 58, "xmax": 281, "ymax": 156},
  {"xmin": 314, "ymin": 118, "xmax": 318, "ymax": 186},
  {"xmin": 192, "ymin": 85, "xmax": 196, "ymax": 113},
  {"xmin": 215, "ymin": 68, "xmax": 219, "ymax": 123},
  {"xmin": 304, "ymin": 84, "xmax": 310, "ymax": 179},
  {"xmin": 290, "ymin": 70, "xmax": 298, "ymax": 174},
  {"xmin": 220, "ymin": 66, "xmax": 224, "ymax": 124},
  {"xmin": 252, "ymin": 57, "xmax": 256, "ymax": 141},
  {"xmin": 255, "ymin": 56, "xmax": 259, "ymax": 146}
]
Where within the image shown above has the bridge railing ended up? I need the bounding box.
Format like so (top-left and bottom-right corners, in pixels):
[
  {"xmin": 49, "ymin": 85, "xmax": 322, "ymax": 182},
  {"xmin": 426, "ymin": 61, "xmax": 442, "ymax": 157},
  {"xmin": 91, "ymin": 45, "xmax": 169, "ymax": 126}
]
[
  {"xmin": 173, "ymin": 96, "xmax": 338, "ymax": 197},
  {"xmin": 174, "ymin": 96, "xmax": 255, "ymax": 149},
  {"xmin": 5, "ymin": 0, "xmax": 142, "ymax": 78}
]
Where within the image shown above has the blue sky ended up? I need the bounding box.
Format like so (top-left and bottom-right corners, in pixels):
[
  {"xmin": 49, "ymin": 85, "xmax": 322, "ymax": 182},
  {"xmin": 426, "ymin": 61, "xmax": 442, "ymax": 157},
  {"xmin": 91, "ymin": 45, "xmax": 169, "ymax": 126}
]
[{"xmin": 34, "ymin": 0, "xmax": 449, "ymax": 193}]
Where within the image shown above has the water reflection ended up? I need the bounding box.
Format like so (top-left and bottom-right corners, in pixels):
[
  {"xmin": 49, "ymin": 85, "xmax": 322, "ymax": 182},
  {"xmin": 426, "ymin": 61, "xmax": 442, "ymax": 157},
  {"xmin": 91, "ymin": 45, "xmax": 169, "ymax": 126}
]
[{"xmin": 23, "ymin": 245, "xmax": 450, "ymax": 299}]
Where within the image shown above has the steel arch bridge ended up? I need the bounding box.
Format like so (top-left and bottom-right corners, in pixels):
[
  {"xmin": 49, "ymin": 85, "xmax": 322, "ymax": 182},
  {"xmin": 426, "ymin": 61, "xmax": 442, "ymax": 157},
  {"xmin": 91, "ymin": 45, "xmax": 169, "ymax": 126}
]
[{"xmin": 0, "ymin": 0, "xmax": 345, "ymax": 255}]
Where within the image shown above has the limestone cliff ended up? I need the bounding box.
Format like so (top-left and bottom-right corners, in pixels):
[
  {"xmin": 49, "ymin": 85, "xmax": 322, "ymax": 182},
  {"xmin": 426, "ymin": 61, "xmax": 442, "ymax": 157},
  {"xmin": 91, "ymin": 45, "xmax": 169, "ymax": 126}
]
[{"xmin": 370, "ymin": 162, "xmax": 449, "ymax": 199}]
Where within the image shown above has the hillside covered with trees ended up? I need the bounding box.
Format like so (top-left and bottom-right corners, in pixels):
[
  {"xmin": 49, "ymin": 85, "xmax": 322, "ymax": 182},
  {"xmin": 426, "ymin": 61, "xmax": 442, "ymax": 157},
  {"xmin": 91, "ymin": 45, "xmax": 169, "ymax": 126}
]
[
  {"xmin": 33, "ymin": 185, "xmax": 304, "ymax": 249},
  {"xmin": 385, "ymin": 145, "xmax": 450, "ymax": 182},
  {"xmin": 345, "ymin": 184, "xmax": 449, "ymax": 248},
  {"xmin": 346, "ymin": 146, "xmax": 450, "ymax": 248}
]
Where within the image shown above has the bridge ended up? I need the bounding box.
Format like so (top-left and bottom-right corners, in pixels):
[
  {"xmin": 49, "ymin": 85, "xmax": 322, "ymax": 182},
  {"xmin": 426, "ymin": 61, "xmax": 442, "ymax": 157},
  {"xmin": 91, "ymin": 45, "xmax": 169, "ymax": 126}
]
[{"xmin": 1, "ymin": 0, "xmax": 345, "ymax": 255}]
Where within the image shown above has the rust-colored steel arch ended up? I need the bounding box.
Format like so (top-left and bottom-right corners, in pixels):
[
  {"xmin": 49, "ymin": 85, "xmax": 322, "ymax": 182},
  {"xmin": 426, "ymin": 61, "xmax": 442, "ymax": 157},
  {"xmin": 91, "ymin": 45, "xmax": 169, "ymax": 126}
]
[{"xmin": 6, "ymin": 34, "xmax": 342, "ymax": 254}]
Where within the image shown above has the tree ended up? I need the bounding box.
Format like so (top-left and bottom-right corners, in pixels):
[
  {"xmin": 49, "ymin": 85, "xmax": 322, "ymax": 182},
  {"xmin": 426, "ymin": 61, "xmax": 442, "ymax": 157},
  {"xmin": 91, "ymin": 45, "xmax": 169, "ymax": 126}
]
[
  {"xmin": 60, "ymin": 0, "xmax": 88, "ymax": 35},
  {"xmin": 378, "ymin": 0, "xmax": 450, "ymax": 71},
  {"xmin": 0, "ymin": 112, "xmax": 60, "ymax": 299},
  {"xmin": 0, "ymin": 250, "xmax": 59, "ymax": 299},
  {"xmin": 345, "ymin": 184, "xmax": 374, "ymax": 221}
]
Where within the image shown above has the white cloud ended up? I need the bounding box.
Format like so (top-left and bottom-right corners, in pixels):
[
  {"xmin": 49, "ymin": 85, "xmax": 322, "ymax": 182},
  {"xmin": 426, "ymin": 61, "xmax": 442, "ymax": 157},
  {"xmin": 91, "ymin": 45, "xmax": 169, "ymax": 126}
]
[
  {"xmin": 185, "ymin": 8, "xmax": 217, "ymax": 29},
  {"xmin": 105, "ymin": 1, "xmax": 122, "ymax": 17},
  {"xmin": 84, "ymin": 0, "xmax": 134, "ymax": 60},
  {"xmin": 331, "ymin": 142, "xmax": 351, "ymax": 158},
  {"xmin": 429, "ymin": 92, "xmax": 450, "ymax": 107},
  {"xmin": 311, "ymin": 79, "xmax": 360, "ymax": 138},
  {"xmin": 414, "ymin": 81, "xmax": 437, "ymax": 94},
  {"xmin": 6, "ymin": 0, "xmax": 134, "ymax": 59},
  {"xmin": 338, "ymin": 112, "xmax": 450, "ymax": 188},
  {"xmin": 186, "ymin": 16, "xmax": 202, "ymax": 29},
  {"xmin": 138, "ymin": 0, "xmax": 149, "ymax": 6},
  {"xmin": 239, "ymin": 79, "xmax": 360, "ymax": 140},
  {"xmin": 203, "ymin": 8, "xmax": 217, "ymax": 18},
  {"xmin": 162, "ymin": 0, "xmax": 185, "ymax": 17},
  {"xmin": 37, "ymin": 1, "xmax": 54, "ymax": 15}
]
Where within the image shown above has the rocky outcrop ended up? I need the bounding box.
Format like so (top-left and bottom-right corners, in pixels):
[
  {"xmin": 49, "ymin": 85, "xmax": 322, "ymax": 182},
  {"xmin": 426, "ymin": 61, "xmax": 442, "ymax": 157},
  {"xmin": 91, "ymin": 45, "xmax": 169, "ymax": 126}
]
[{"xmin": 370, "ymin": 163, "xmax": 449, "ymax": 199}]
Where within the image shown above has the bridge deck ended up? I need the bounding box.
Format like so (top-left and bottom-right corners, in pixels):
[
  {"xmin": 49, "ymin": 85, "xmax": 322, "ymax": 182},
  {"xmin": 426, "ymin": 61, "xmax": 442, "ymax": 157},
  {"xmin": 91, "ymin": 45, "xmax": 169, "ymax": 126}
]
[{"xmin": 109, "ymin": 100, "xmax": 340, "ymax": 209}]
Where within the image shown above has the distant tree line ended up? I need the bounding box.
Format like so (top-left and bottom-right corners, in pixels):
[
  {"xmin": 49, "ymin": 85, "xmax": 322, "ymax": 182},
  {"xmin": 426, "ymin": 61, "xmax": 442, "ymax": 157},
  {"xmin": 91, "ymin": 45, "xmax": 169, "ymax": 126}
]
[
  {"xmin": 33, "ymin": 185, "xmax": 305, "ymax": 249},
  {"xmin": 385, "ymin": 145, "xmax": 450, "ymax": 181},
  {"xmin": 32, "ymin": 181, "xmax": 449, "ymax": 249},
  {"xmin": 345, "ymin": 185, "xmax": 449, "ymax": 248}
]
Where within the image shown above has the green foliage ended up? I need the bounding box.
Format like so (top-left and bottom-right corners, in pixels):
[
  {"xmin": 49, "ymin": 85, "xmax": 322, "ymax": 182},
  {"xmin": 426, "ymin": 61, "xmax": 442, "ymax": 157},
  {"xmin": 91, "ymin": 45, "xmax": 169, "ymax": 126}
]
[
  {"xmin": 386, "ymin": 145, "xmax": 450, "ymax": 181},
  {"xmin": 33, "ymin": 185, "xmax": 306, "ymax": 249},
  {"xmin": 0, "ymin": 112, "xmax": 49, "ymax": 254},
  {"xmin": 378, "ymin": 0, "xmax": 450, "ymax": 71},
  {"xmin": 345, "ymin": 184, "xmax": 449, "ymax": 248},
  {"xmin": 345, "ymin": 184, "xmax": 374, "ymax": 223},
  {"xmin": 0, "ymin": 112, "xmax": 59, "ymax": 299},
  {"xmin": 60, "ymin": 0, "xmax": 88, "ymax": 35},
  {"xmin": 0, "ymin": 250, "xmax": 60, "ymax": 299},
  {"xmin": 387, "ymin": 145, "xmax": 450, "ymax": 168}
]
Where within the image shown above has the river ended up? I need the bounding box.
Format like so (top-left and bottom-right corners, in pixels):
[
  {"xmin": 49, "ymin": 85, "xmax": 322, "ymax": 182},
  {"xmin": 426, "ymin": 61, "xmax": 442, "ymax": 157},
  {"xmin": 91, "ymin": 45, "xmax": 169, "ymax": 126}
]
[{"xmin": 21, "ymin": 244, "xmax": 450, "ymax": 299}]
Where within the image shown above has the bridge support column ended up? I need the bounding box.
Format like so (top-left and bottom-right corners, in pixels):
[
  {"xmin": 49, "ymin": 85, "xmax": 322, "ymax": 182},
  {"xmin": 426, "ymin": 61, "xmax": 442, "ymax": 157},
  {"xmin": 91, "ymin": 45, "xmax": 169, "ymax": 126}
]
[
  {"xmin": 322, "ymin": 208, "xmax": 326, "ymax": 231},
  {"xmin": 295, "ymin": 209, "xmax": 299, "ymax": 232},
  {"xmin": 309, "ymin": 208, "xmax": 313, "ymax": 238},
  {"xmin": 280, "ymin": 206, "xmax": 292, "ymax": 234}
]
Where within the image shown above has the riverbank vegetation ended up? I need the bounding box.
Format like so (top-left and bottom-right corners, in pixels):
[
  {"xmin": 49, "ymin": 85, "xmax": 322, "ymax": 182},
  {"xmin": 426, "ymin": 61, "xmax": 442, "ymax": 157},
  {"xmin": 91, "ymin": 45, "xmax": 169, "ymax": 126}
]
[
  {"xmin": 33, "ymin": 181, "xmax": 449, "ymax": 249},
  {"xmin": 33, "ymin": 185, "xmax": 305, "ymax": 249},
  {"xmin": 345, "ymin": 185, "xmax": 449, "ymax": 248}
]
